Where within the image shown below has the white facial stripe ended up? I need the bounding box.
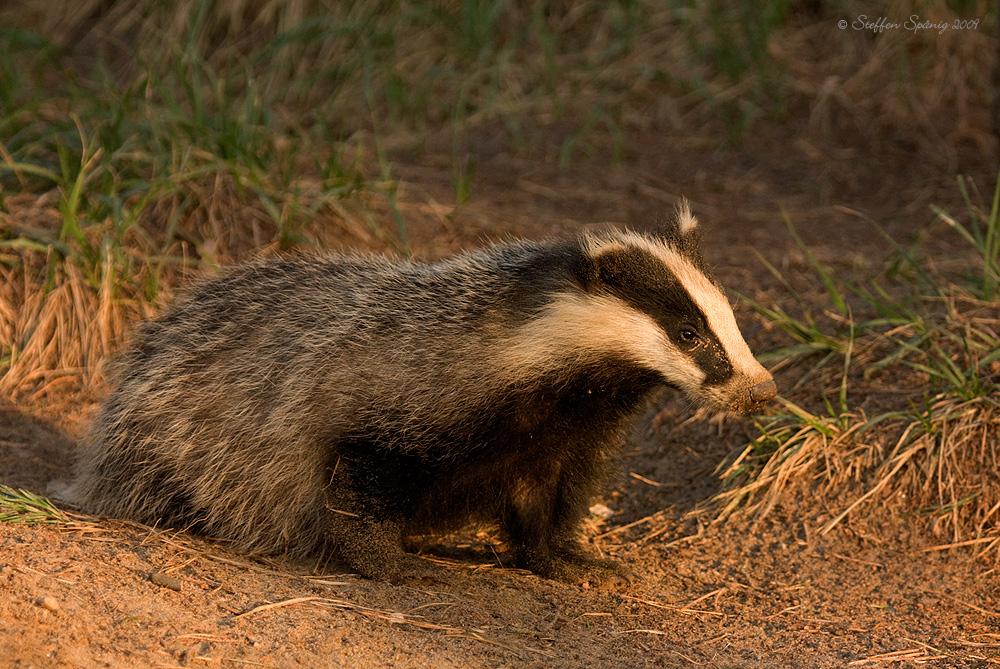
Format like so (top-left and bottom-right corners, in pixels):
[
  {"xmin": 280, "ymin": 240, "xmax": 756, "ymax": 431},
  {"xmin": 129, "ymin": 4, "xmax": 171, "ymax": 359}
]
[
  {"xmin": 500, "ymin": 291, "xmax": 705, "ymax": 391},
  {"xmin": 628, "ymin": 238, "xmax": 768, "ymax": 381}
]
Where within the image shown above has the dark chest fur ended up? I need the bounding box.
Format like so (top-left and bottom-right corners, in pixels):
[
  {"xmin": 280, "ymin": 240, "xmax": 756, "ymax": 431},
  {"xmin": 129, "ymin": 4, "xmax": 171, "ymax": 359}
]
[{"xmin": 331, "ymin": 359, "xmax": 662, "ymax": 533}]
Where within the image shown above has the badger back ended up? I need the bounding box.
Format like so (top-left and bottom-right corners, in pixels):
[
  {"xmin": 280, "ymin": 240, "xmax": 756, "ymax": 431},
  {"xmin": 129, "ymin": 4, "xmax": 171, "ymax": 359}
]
[{"xmin": 504, "ymin": 204, "xmax": 775, "ymax": 413}]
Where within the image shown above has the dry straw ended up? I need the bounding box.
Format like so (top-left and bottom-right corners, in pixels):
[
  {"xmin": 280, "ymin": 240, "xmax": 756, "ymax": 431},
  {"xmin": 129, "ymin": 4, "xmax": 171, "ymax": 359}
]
[{"xmin": 715, "ymin": 205, "xmax": 1000, "ymax": 559}]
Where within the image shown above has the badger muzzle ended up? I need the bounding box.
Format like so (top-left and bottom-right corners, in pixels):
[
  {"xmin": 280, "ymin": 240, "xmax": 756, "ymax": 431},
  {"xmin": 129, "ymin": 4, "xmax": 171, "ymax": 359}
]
[
  {"xmin": 749, "ymin": 378, "xmax": 777, "ymax": 408},
  {"xmin": 699, "ymin": 364, "xmax": 777, "ymax": 414},
  {"xmin": 721, "ymin": 372, "xmax": 777, "ymax": 413}
]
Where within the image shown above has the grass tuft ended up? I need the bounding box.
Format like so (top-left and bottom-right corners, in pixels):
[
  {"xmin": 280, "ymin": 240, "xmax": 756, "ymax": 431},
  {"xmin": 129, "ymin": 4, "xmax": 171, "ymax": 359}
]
[
  {"xmin": 0, "ymin": 484, "xmax": 67, "ymax": 524},
  {"xmin": 719, "ymin": 175, "xmax": 1000, "ymax": 556}
]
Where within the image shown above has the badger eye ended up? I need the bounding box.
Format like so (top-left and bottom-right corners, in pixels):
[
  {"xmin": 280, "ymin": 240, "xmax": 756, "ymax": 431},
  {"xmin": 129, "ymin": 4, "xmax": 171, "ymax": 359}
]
[{"xmin": 680, "ymin": 329, "xmax": 698, "ymax": 342}]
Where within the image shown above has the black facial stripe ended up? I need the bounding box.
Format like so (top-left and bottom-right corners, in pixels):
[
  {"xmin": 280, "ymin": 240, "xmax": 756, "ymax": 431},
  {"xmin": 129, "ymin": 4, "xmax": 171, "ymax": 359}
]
[
  {"xmin": 593, "ymin": 245, "xmax": 735, "ymax": 386},
  {"xmin": 684, "ymin": 336, "xmax": 734, "ymax": 385}
]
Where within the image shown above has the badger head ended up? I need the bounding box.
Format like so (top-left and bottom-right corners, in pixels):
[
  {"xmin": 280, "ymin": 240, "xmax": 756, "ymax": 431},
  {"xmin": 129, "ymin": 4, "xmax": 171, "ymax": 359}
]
[{"xmin": 574, "ymin": 203, "xmax": 775, "ymax": 414}]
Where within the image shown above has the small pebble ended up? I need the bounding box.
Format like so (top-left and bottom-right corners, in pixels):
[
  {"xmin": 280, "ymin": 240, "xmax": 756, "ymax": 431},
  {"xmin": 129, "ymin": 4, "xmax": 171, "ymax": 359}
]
[
  {"xmin": 589, "ymin": 503, "xmax": 615, "ymax": 520},
  {"xmin": 35, "ymin": 596, "xmax": 60, "ymax": 612}
]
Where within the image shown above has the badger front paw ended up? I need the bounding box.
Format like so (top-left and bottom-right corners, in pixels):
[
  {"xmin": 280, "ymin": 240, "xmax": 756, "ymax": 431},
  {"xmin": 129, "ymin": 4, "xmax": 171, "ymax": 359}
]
[
  {"xmin": 519, "ymin": 550, "xmax": 635, "ymax": 590},
  {"xmin": 551, "ymin": 556, "xmax": 635, "ymax": 591}
]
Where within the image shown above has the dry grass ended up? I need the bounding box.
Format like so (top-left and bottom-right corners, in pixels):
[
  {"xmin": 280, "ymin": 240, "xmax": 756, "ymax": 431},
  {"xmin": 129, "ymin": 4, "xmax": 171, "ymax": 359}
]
[
  {"xmin": 719, "ymin": 394, "xmax": 1000, "ymax": 551},
  {"xmin": 0, "ymin": 247, "xmax": 144, "ymax": 402},
  {"xmin": 716, "ymin": 211, "xmax": 1000, "ymax": 558},
  {"xmin": 0, "ymin": 151, "xmax": 405, "ymax": 400}
]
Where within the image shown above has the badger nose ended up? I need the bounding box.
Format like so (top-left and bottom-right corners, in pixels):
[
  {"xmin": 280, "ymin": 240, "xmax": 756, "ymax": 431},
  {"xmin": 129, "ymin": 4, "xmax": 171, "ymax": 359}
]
[{"xmin": 749, "ymin": 379, "xmax": 777, "ymax": 406}]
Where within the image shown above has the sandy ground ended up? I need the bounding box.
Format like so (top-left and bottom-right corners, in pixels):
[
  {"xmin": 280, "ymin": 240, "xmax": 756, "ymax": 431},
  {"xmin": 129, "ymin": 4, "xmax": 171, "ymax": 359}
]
[{"xmin": 2, "ymin": 121, "xmax": 999, "ymax": 668}]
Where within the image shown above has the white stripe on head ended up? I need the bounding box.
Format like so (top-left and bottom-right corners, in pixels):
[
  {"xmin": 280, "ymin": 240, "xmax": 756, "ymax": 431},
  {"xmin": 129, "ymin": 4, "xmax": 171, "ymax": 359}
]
[
  {"xmin": 504, "ymin": 230, "xmax": 771, "ymax": 411},
  {"xmin": 636, "ymin": 235, "xmax": 773, "ymax": 411},
  {"xmin": 639, "ymin": 239, "xmax": 765, "ymax": 379},
  {"xmin": 588, "ymin": 232, "xmax": 771, "ymax": 406},
  {"xmin": 500, "ymin": 291, "xmax": 706, "ymax": 393}
]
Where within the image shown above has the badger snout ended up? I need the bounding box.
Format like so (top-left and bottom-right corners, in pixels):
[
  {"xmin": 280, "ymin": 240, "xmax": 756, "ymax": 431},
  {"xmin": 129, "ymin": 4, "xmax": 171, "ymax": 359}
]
[
  {"xmin": 749, "ymin": 378, "xmax": 777, "ymax": 408},
  {"xmin": 726, "ymin": 376, "xmax": 776, "ymax": 413},
  {"xmin": 700, "ymin": 373, "xmax": 777, "ymax": 414}
]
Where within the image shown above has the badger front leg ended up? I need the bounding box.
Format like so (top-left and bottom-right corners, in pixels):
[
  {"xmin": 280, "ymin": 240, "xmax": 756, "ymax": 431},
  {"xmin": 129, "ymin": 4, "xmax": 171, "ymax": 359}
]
[{"xmin": 503, "ymin": 459, "xmax": 633, "ymax": 590}]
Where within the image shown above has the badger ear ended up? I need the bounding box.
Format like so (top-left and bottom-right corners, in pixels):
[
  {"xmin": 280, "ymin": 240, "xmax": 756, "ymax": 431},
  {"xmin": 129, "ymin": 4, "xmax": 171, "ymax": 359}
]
[
  {"xmin": 572, "ymin": 238, "xmax": 634, "ymax": 293},
  {"xmin": 674, "ymin": 199, "xmax": 699, "ymax": 238},
  {"xmin": 651, "ymin": 200, "xmax": 703, "ymax": 261}
]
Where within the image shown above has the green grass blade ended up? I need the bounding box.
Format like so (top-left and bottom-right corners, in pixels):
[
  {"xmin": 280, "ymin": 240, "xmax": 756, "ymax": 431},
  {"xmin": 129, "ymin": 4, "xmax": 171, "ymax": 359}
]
[
  {"xmin": 0, "ymin": 161, "xmax": 61, "ymax": 184},
  {"xmin": 782, "ymin": 211, "xmax": 848, "ymax": 316},
  {"xmin": 0, "ymin": 485, "xmax": 67, "ymax": 525}
]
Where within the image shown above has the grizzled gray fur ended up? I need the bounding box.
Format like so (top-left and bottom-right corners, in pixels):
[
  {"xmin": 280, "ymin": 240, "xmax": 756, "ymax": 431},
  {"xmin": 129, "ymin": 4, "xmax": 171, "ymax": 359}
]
[{"xmin": 74, "ymin": 212, "xmax": 774, "ymax": 588}]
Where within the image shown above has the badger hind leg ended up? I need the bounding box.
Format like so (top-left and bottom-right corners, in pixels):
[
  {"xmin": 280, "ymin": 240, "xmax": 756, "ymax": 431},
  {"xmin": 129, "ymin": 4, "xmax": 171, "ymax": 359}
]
[
  {"xmin": 320, "ymin": 509, "xmax": 409, "ymax": 582},
  {"xmin": 319, "ymin": 449, "xmax": 440, "ymax": 583}
]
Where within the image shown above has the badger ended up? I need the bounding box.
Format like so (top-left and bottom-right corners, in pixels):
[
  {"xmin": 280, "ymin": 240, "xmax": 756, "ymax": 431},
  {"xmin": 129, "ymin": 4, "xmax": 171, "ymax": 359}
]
[{"xmin": 73, "ymin": 204, "xmax": 775, "ymax": 589}]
